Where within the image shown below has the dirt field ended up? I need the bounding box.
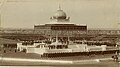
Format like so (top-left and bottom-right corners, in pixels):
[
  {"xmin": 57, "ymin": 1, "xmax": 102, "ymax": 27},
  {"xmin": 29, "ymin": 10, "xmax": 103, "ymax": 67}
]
[{"xmin": 0, "ymin": 60, "xmax": 119, "ymax": 67}]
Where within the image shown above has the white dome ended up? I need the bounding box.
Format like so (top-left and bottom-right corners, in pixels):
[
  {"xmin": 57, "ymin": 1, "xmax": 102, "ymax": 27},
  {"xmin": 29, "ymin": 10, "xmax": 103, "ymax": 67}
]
[{"xmin": 53, "ymin": 10, "xmax": 66, "ymax": 19}]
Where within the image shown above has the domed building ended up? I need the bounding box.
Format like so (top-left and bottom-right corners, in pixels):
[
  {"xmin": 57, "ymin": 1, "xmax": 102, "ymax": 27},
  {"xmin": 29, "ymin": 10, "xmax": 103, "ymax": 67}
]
[
  {"xmin": 34, "ymin": 6, "xmax": 87, "ymax": 37},
  {"xmin": 50, "ymin": 7, "xmax": 70, "ymax": 22}
]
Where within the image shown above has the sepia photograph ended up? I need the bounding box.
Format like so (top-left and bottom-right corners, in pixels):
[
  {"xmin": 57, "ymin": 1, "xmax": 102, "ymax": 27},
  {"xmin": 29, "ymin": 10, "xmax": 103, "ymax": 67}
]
[{"xmin": 0, "ymin": 0, "xmax": 120, "ymax": 67}]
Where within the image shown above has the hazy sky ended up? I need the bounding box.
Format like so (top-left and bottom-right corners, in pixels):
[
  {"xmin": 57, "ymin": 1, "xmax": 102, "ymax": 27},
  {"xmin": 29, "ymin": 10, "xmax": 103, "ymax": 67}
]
[{"xmin": 0, "ymin": 0, "xmax": 120, "ymax": 29}]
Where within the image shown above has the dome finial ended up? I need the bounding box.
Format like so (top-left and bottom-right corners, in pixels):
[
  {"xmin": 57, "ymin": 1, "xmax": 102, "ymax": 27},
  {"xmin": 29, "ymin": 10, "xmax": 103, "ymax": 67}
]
[{"xmin": 58, "ymin": 3, "xmax": 61, "ymax": 10}]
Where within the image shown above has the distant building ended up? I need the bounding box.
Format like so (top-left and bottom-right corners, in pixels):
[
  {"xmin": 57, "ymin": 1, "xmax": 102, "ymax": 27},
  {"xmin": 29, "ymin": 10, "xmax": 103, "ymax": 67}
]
[
  {"xmin": 0, "ymin": 38, "xmax": 19, "ymax": 48},
  {"xmin": 34, "ymin": 7, "xmax": 87, "ymax": 37}
]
